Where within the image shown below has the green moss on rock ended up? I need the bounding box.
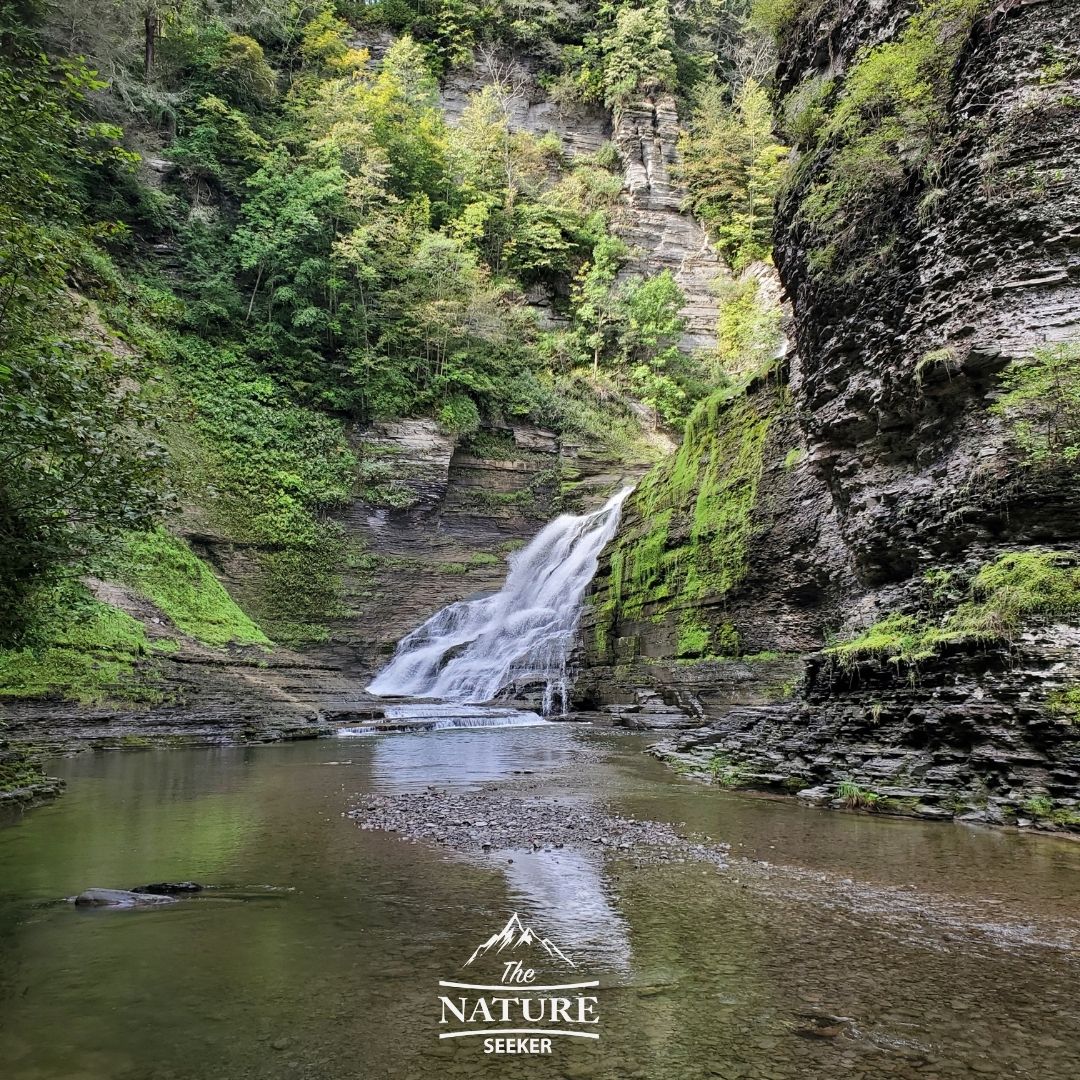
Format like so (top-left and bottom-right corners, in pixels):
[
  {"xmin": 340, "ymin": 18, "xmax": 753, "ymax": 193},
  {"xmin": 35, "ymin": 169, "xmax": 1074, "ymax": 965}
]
[
  {"xmin": 827, "ymin": 550, "xmax": 1080, "ymax": 667},
  {"xmin": 593, "ymin": 380, "xmax": 776, "ymax": 658},
  {"xmin": 0, "ymin": 581, "xmax": 169, "ymax": 704},
  {"xmin": 790, "ymin": 0, "xmax": 990, "ymax": 270},
  {"xmin": 104, "ymin": 529, "xmax": 270, "ymax": 647}
]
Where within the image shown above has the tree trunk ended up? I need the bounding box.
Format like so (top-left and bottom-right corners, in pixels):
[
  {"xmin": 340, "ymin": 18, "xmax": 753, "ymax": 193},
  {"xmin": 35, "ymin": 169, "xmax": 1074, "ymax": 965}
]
[{"xmin": 144, "ymin": 11, "xmax": 157, "ymax": 79}]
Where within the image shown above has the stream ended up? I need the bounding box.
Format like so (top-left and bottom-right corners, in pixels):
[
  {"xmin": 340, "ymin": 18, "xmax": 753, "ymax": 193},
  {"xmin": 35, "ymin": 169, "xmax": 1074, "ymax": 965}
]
[{"xmin": 1, "ymin": 722, "xmax": 1079, "ymax": 1080}]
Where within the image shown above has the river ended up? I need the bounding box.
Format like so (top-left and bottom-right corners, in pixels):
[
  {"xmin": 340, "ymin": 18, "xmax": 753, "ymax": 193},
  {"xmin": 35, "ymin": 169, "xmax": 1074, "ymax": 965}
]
[{"xmin": 1, "ymin": 723, "xmax": 1078, "ymax": 1079}]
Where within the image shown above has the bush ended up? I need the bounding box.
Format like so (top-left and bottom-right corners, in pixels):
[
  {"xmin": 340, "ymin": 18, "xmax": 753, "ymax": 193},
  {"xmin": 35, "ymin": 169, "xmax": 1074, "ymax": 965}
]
[
  {"xmin": 827, "ymin": 550, "xmax": 1080, "ymax": 667},
  {"xmin": 991, "ymin": 342, "xmax": 1080, "ymax": 468}
]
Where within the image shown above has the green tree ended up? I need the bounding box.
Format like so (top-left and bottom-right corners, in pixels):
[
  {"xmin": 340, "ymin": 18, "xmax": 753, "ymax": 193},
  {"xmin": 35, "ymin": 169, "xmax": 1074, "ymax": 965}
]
[
  {"xmin": 0, "ymin": 6, "xmax": 167, "ymax": 633},
  {"xmin": 676, "ymin": 78, "xmax": 788, "ymax": 268}
]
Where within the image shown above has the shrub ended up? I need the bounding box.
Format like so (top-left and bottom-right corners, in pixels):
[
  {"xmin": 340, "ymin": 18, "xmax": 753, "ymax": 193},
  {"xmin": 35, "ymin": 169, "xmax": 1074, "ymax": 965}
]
[
  {"xmin": 827, "ymin": 550, "xmax": 1080, "ymax": 667},
  {"xmin": 990, "ymin": 342, "xmax": 1080, "ymax": 468}
]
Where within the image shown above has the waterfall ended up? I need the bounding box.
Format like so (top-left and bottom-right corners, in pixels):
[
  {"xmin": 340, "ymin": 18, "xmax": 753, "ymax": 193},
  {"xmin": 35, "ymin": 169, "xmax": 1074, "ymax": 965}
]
[{"xmin": 367, "ymin": 486, "xmax": 631, "ymax": 714}]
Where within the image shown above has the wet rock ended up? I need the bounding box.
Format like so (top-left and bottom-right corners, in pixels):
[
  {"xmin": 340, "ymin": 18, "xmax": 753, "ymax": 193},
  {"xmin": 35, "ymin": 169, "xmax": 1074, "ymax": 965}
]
[
  {"xmin": 795, "ymin": 786, "xmax": 833, "ymax": 806},
  {"xmin": 131, "ymin": 881, "xmax": 203, "ymax": 895},
  {"xmin": 74, "ymin": 888, "xmax": 178, "ymax": 908}
]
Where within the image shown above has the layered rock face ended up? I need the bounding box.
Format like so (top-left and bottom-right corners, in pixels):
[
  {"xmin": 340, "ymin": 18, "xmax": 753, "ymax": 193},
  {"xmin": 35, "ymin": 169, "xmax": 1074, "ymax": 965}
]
[
  {"xmin": 197, "ymin": 417, "xmax": 646, "ymax": 673},
  {"xmin": 579, "ymin": 0, "xmax": 1080, "ymax": 828},
  {"xmin": 612, "ymin": 94, "xmax": 727, "ymax": 351},
  {"xmin": 430, "ymin": 46, "xmax": 725, "ymax": 351},
  {"xmin": 320, "ymin": 419, "xmax": 644, "ymax": 673}
]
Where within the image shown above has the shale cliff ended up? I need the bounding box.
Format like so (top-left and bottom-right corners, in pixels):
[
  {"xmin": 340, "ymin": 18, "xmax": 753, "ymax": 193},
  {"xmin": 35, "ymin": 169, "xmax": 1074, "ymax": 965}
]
[{"xmin": 579, "ymin": 0, "xmax": 1080, "ymax": 830}]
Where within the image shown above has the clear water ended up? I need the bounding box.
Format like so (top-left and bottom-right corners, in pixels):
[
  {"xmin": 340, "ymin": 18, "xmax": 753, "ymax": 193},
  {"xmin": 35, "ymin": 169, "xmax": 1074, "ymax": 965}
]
[
  {"xmin": 368, "ymin": 488, "xmax": 630, "ymax": 712},
  {"xmin": 2, "ymin": 724, "xmax": 1079, "ymax": 1080}
]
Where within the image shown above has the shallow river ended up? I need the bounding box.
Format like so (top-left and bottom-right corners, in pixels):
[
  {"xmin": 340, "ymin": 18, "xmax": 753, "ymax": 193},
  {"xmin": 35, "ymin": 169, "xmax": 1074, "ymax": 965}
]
[{"xmin": 1, "ymin": 723, "xmax": 1079, "ymax": 1080}]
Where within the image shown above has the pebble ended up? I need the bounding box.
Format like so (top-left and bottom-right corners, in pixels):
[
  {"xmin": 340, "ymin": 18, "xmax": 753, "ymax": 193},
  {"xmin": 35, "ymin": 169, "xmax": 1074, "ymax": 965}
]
[{"xmin": 350, "ymin": 790, "xmax": 730, "ymax": 865}]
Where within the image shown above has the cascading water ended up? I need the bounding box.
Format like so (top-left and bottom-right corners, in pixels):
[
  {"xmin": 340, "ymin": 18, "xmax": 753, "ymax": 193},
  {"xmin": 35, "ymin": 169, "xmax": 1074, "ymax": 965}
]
[{"xmin": 367, "ymin": 486, "xmax": 632, "ymax": 715}]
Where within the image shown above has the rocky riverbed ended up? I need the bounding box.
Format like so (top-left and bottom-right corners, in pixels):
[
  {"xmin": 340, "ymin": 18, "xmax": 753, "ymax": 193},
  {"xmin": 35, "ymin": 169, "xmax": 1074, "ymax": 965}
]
[{"xmin": 351, "ymin": 787, "xmax": 729, "ymax": 866}]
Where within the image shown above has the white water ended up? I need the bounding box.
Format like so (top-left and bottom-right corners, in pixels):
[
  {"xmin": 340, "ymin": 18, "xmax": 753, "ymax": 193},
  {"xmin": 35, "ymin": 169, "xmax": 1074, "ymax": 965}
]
[
  {"xmin": 337, "ymin": 703, "xmax": 549, "ymax": 736},
  {"xmin": 367, "ymin": 487, "xmax": 632, "ymax": 714}
]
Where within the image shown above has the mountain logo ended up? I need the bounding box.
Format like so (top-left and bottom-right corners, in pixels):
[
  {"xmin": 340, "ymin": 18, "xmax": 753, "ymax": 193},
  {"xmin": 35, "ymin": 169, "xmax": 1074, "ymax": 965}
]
[
  {"xmin": 464, "ymin": 912, "xmax": 576, "ymax": 968},
  {"xmin": 437, "ymin": 911, "xmax": 601, "ymax": 1055}
]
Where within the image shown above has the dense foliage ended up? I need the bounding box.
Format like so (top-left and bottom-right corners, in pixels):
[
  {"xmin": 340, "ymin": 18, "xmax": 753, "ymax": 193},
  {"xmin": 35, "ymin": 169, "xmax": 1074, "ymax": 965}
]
[
  {"xmin": 2, "ymin": 0, "xmax": 789, "ymax": 675},
  {"xmin": 676, "ymin": 77, "xmax": 787, "ymax": 267},
  {"xmin": 0, "ymin": 2, "xmax": 168, "ymax": 633}
]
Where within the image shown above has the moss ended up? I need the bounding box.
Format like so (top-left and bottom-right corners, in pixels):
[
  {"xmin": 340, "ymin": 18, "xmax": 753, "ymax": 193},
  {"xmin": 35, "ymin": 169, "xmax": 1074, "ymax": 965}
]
[
  {"xmin": 792, "ymin": 0, "xmax": 990, "ymax": 269},
  {"xmin": 0, "ymin": 581, "xmax": 169, "ymax": 704},
  {"xmin": 0, "ymin": 746, "xmax": 53, "ymax": 797},
  {"xmin": 990, "ymin": 341, "xmax": 1080, "ymax": 468},
  {"xmin": 677, "ymin": 612, "xmax": 711, "ymax": 659},
  {"xmin": 827, "ymin": 550, "xmax": 1080, "ymax": 667},
  {"xmin": 255, "ymin": 528, "xmax": 347, "ymax": 645},
  {"xmin": 1048, "ymin": 687, "xmax": 1080, "ymax": 723},
  {"xmin": 593, "ymin": 380, "xmax": 776, "ymax": 657},
  {"xmin": 357, "ymin": 448, "xmax": 417, "ymax": 509},
  {"xmin": 879, "ymin": 796, "xmax": 920, "ymax": 814},
  {"xmin": 103, "ymin": 529, "xmax": 270, "ymax": 647},
  {"xmin": 707, "ymin": 752, "xmax": 750, "ymax": 788},
  {"xmin": 765, "ymin": 679, "xmax": 797, "ymax": 702},
  {"xmin": 783, "ymin": 446, "xmax": 805, "ymax": 469}
]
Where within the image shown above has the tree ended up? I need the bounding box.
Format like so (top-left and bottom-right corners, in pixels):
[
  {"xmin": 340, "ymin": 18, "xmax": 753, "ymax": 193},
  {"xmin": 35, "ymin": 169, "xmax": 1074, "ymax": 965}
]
[
  {"xmin": 676, "ymin": 77, "xmax": 788, "ymax": 267},
  {"xmin": 0, "ymin": 11, "xmax": 166, "ymax": 633}
]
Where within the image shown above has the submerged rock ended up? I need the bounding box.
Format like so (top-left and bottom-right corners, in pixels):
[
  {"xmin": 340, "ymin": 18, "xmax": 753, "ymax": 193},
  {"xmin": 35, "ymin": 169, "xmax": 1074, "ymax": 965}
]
[
  {"xmin": 131, "ymin": 881, "xmax": 203, "ymax": 895},
  {"xmin": 73, "ymin": 888, "xmax": 178, "ymax": 908}
]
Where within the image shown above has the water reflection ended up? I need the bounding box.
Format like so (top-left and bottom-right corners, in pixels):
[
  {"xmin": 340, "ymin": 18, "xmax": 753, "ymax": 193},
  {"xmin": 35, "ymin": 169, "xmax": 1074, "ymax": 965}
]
[
  {"xmin": 0, "ymin": 727, "xmax": 1077, "ymax": 1080},
  {"xmin": 493, "ymin": 847, "xmax": 632, "ymax": 972}
]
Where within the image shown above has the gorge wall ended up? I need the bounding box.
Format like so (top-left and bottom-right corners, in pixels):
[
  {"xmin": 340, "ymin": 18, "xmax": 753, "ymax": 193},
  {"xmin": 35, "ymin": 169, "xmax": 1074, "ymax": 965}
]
[
  {"xmin": 2, "ymin": 35, "xmax": 702, "ymax": 758},
  {"xmin": 578, "ymin": 0, "xmax": 1080, "ymax": 829}
]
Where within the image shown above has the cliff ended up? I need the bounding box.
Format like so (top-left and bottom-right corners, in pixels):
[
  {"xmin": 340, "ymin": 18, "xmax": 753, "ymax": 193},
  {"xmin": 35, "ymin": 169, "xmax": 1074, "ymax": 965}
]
[{"xmin": 579, "ymin": 0, "xmax": 1080, "ymax": 830}]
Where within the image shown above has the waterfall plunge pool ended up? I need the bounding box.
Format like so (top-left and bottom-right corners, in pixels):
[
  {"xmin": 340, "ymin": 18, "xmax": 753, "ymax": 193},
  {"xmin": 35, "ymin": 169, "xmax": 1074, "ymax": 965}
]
[{"xmin": 2, "ymin": 722, "xmax": 1080, "ymax": 1080}]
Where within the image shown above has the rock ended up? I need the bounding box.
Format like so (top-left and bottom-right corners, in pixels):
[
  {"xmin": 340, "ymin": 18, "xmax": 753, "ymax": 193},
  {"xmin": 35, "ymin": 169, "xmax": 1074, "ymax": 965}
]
[
  {"xmin": 573, "ymin": 0, "xmax": 1080, "ymax": 830},
  {"xmin": 74, "ymin": 888, "xmax": 178, "ymax": 908},
  {"xmin": 795, "ymin": 785, "xmax": 833, "ymax": 806},
  {"xmin": 131, "ymin": 881, "xmax": 203, "ymax": 895}
]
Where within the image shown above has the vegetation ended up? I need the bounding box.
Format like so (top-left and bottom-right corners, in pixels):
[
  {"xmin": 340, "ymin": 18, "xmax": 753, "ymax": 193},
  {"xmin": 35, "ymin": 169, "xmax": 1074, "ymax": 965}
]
[
  {"xmin": 707, "ymin": 752, "xmax": 749, "ymax": 787},
  {"xmin": 991, "ymin": 342, "xmax": 1080, "ymax": 468},
  {"xmin": 0, "ymin": 580, "xmax": 169, "ymax": 704},
  {"xmin": 596, "ymin": 379, "xmax": 777, "ymax": 657},
  {"xmin": 837, "ymin": 780, "xmax": 880, "ymax": 810},
  {"xmin": 592, "ymin": 267, "xmax": 784, "ymax": 660},
  {"xmin": 676, "ymin": 78, "xmax": 788, "ymax": 268},
  {"xmin": 785, "ymin": 0, "xmax": 990, "ymax": 273},
  {"xmin": 0, "ymin": 4, "xmax": 167, "ymax": 633},
  {"xmin": 0, "ymin": 746, "xmax": 51, "ymax": 796},
  {"xmin": 101, "ymin": 530, "xmax": 270, "ymax": 647},
  {"xmin": 1048, "ymin": 687, "xmax": 1080, "ymax": 724},
  {"xmin": 827, "ymin": 551, "xmax": 1080, "ymax": 668},
  {"xmin": 8, "ymin": 0, "xmax": 786, "ymax": 683}
]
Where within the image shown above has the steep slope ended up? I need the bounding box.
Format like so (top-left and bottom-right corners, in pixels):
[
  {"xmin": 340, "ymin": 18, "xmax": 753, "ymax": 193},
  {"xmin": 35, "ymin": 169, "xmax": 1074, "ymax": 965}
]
[{"xmin": 579, "ymin": 0, "xmax": 1080, "ymax": 829}]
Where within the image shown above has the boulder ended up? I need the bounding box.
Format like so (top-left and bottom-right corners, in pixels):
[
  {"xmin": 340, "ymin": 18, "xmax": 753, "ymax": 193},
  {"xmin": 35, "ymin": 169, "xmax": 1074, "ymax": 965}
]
[
  {"xmin": 73, "ymin": 888, "xmax": 178, "ymax": 908},
  {"xmin": 131, "ymin": 881, "xmax": 203, "ymax": 895}
]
